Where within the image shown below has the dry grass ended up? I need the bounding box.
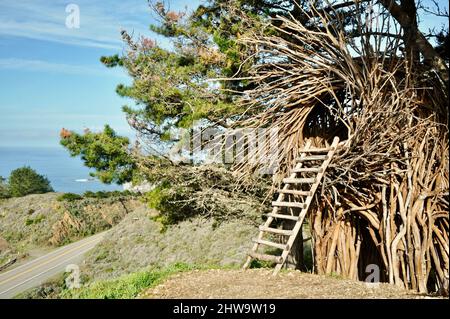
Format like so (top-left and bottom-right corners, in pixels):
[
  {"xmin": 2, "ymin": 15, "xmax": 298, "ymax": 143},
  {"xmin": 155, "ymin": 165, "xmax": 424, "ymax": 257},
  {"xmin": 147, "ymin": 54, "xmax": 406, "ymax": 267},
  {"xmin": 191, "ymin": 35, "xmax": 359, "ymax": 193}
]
[{"xmin": 81, "ymin": 210, "xmax": 259, "ymax": 282}]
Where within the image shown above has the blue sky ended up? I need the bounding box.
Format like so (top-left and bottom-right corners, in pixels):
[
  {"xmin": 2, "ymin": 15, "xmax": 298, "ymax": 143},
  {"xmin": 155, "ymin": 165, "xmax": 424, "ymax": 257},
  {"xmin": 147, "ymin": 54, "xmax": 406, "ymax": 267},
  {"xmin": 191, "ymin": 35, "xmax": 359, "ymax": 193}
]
[
  {"xmin": 0, "ymin": 0, "xmax": 448, "ymax": 147},
  {"xmin": 0, "ymin": 0, "xmax": 200, "ymax": 147}
]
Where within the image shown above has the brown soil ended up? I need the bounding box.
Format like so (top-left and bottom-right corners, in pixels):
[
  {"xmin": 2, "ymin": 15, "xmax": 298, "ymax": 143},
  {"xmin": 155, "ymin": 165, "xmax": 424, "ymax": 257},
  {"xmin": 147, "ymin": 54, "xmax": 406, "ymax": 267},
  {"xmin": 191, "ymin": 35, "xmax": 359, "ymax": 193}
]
[
  {"xmin": 0, "ymin": 237, "xmax": 8, "ymax": 252},
  {"xmin": 142, "ymin": 269, "xmax": 433, "ymax": 299}
]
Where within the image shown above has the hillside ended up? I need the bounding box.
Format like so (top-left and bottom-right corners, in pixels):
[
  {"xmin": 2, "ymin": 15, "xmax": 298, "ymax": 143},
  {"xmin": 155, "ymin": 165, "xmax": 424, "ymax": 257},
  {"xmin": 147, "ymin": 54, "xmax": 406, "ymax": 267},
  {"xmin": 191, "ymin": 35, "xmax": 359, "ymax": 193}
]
[
  {"xmin": 71, "ymin": 209, "xmax": 259, "ymax": 282},
  {"xmin": 0, "ymin": 192, "xmax": 144, "ymax": 266},
  {"xmin": 14, "ymin": 198, "xmax": 264, "ymax": 299},
  {"xmin": 7, "ymin": 193, "xmax": 442, "ymax": 300}
]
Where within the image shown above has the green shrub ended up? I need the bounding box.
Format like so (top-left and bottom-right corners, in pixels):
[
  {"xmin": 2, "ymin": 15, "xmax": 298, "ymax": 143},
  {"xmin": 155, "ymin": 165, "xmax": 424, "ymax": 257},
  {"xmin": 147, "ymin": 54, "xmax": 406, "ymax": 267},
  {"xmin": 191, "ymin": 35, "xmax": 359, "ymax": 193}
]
[
  {"xmin": 249, "ymin": 259, "xmax": 275, "ymax": 269},
  {"xmin": 57, "ymin": 191, "xmax": 134, "ymax": 202},
  {"xmin": 83, "ymin": 191, "xmax": 95, "ymax": 198},
  {"xmin": 8, "ymin": 167, "xmax": 53, "ymax": 197},
  {"xmin": 25, "ymin": 215, "xmax": 45, "ymax": 226},
  {"xmin": 61, "ymin": 263, "xmax": 195, "ymax": 299},
  {"xmin": 57, "ymin": 193, "xmax": 83, "ymax": 202},
  {"xmin": 0, "ymin": 176, "xmax": 10, "ymax": 199},
  {"xmin": 144, "ymin": 182, "xmax": 198, "ymax": 226},
  {"xmin": 85, "ymin": 191, "xmax": 107, "ymax": 198},
  {"xmin": 144, "ymin": 183, "xmax": 169, "ymax": 209},
  {"xmin": 141, "ymin": 166, "xmax": 269, "ymax": 228},
  {"xmin": 83, "ymin": 190, "xmax": 133, "ymax": 199}
]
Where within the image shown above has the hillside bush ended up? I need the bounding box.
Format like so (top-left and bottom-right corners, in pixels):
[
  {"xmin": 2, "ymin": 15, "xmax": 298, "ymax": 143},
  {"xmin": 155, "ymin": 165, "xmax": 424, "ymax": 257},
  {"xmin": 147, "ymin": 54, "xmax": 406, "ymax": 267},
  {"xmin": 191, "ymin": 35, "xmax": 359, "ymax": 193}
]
[
  {"xmin": 0, "ymin": 176, "xmax": 9, "ymax": 199},
  {"xmin": 61, "ymin": 263, "xmax": 196, "ymax": 299},
  {"xmin": 142, "ymin": 165, "xmax": 269, "ymax": 227},
  {"xmin": 83, "ymin": 190, "xmax": 133, "ymax": 199},
  {"xmin": 8, "ymin": 167, "xmax": 53, "ymax": 197},
  {"xmin": 57, "ymin": 193, "xmax": 83, "ymax": 202}
]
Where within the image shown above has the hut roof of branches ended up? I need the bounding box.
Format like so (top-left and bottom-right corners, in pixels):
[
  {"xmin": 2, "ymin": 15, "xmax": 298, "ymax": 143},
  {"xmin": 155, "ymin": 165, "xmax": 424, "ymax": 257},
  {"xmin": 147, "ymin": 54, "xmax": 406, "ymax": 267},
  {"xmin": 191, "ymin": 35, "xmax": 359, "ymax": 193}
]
[{"xmin": 228, "ymin": 1, "xmax": 448, "ymax": 187}]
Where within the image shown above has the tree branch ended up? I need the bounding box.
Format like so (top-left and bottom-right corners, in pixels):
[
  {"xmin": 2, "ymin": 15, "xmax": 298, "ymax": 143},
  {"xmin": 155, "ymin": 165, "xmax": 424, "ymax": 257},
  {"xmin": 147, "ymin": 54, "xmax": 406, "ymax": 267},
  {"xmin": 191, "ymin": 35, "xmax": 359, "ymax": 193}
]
[{"xmin": 378, "ymin": 0, "xmax": 449, "ymax": 85}]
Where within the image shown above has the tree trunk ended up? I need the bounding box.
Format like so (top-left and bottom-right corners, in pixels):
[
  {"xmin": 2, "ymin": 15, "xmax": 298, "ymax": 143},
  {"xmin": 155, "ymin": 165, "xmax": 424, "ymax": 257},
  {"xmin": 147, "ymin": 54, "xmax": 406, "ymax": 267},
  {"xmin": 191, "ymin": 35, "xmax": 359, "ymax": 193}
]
[{"xmin": 379, "ymin": 0, "xmax": 449, "ymax": 85}]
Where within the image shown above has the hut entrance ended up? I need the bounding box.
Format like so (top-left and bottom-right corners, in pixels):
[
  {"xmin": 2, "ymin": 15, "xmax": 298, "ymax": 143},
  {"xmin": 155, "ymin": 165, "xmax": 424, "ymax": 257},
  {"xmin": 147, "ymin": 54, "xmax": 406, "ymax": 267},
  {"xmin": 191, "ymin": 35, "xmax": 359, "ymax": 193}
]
[{"xmin": 303, "ymin": 104, "xmax": 349, "ymax": 146}]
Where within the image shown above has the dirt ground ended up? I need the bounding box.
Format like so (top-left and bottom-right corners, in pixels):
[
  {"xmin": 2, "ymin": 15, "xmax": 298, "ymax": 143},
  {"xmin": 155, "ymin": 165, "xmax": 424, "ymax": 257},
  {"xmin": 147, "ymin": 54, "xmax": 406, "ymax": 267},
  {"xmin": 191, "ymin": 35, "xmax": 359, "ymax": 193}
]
[{"xmin": 142, "ymin": 268, "xmax": 437, "ymax": 299}]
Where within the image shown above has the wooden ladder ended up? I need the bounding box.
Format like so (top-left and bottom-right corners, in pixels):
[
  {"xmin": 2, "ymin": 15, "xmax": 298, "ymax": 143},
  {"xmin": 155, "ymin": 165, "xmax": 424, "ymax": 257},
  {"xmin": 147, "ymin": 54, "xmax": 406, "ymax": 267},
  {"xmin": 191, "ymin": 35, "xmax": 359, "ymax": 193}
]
[{"xmin": 243, "ymin": 136, "xmax": 340, "ymax": 275}]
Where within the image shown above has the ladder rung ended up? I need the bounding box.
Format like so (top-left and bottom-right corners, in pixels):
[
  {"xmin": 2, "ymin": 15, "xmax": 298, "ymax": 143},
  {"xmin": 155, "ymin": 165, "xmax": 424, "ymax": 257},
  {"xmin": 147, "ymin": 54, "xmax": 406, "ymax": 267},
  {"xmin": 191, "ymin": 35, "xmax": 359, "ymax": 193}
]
[
  {"xmin": 272, "ymin": 201, "xmax": 307, "ymax": 209},
  {"xmin": 296, "ymin": 155, "xmax": 328, "ymax": 161},
  {"xmin": 259, "ymin": 226, "xmax": 293, "ymax": 236},
  {"xmin": 292, "ymin": 167, "xmax": 323, "ymax": 173},
  {"xmin": 283, "ymin": 178, "xmax": 316, "ymax": 184},
  {"xmin": 301, "ymin": 147, "xmax": 334, "ymax": 153},
  {"xmin": 267, "ymin": 213, "xmax": 298, "ymax": 221},
  {"xmin": 248, "ymin": 251, "xmax": 283, "ymax": 264},
  {"xmin": 277, "ymin": 189, "xmax": 312, "ymax": 196},
  {"xmin": 252, "ymin": 238, "xmax": 287, "ymax": 250}
]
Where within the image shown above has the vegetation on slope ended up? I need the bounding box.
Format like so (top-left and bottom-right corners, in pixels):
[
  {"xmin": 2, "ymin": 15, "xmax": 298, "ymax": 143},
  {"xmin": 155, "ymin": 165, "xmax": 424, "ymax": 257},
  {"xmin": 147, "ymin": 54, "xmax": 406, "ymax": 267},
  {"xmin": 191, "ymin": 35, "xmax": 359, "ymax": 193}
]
[
  {"xmin": 0, "ymin": 166, "xmax": 53, "ymax": 199},
  {"xmin": 140, "ymin": 164, "xmax": 269, "ymax": 227},
  {"xmin": 76, "ymin": 208, "xmax": 261, "ymax": 282},
  {"xmin": 16, "ymin": 263, "xmax": 198, "ymax": 299},
  {"xmin": 62, "ymin": 263, "xmax": 199, "ymax": 299},
  {"xmin": 0, "ymin": 191, "xmax": 143, "ymax": 265}
]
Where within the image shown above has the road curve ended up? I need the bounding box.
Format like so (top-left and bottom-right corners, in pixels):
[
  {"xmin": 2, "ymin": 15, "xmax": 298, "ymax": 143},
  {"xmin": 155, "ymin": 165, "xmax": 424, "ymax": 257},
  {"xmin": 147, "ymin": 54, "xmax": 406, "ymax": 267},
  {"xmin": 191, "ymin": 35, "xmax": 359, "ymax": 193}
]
[{"xmin": 0, "ymin": 231, "xmax": 106, "ymax": 299}]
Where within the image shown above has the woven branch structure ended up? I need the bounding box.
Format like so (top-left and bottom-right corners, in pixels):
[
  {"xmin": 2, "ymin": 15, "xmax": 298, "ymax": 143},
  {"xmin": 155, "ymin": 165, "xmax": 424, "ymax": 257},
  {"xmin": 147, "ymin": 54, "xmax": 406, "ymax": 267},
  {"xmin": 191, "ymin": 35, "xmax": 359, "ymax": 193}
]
[{"xmin": 229, "ymin": 1, "xmax": 449, "ymax": 294}]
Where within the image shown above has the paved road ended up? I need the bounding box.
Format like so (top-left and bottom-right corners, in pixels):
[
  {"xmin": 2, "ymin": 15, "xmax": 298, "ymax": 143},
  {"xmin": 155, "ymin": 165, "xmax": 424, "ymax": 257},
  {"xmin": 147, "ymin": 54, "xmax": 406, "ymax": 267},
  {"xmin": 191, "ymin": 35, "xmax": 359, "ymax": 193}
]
[{"xmin": 0, "ymin": 231, "xmax": 106, "ymax": 299}]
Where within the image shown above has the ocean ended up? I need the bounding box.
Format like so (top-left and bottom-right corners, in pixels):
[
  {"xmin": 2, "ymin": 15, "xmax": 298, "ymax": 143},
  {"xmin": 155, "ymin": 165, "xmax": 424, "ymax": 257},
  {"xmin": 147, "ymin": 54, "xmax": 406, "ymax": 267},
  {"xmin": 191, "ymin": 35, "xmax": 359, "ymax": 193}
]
[{"xmin": 0, "ymin": 146, "xmax": 122, "ymax": 194}]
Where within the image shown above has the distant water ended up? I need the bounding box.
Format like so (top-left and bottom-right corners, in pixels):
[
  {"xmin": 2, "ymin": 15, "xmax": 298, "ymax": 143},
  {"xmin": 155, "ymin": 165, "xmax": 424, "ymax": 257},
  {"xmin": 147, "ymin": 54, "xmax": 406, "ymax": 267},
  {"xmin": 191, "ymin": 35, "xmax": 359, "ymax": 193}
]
[{"xmin": 0, "ymin": 146, "xmax": 122, "ymax": 194}]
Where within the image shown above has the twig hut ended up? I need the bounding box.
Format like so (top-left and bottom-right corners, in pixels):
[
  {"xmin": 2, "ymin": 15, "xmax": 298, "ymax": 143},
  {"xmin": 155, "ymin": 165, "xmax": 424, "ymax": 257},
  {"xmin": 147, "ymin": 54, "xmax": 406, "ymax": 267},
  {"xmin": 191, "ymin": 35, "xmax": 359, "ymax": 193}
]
[{"xmin": 230, "ymin": 1, "xmax": 448, "ymax": 294}]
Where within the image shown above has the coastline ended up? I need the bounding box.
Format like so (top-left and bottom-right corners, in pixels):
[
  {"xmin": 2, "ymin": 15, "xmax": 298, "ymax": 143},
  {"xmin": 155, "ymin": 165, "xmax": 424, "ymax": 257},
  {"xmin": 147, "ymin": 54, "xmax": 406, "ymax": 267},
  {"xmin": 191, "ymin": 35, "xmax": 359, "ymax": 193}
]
[{"xmin": 0, "ymin": 146, "xmax": 122, "ymax": 194}]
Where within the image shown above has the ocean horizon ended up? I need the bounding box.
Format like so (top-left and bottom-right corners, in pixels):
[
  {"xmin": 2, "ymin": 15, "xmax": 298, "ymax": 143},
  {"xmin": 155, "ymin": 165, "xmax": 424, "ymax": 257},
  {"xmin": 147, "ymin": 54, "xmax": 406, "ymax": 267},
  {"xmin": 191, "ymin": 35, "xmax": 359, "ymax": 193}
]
[{"xmin": 0, "ymin": 145, "xmax": 122, "ymax": 194}]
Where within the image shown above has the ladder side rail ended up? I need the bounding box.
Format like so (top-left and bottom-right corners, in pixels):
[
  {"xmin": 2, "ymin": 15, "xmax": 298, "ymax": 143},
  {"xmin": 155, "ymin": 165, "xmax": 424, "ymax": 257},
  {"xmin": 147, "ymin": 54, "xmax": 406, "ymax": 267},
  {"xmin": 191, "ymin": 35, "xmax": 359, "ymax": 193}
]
[
  {"xmin": 243, "ymin": 139, "xmax": 312, "ymax": 269},
  {"xmin": 273, "ymin": 137, "xmax": 340, "ymax": 274}
]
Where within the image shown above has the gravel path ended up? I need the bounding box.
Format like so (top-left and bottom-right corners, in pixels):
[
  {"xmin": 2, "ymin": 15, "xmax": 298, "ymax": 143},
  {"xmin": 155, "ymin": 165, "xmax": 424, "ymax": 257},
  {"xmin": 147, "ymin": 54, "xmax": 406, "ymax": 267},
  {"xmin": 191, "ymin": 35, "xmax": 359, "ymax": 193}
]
[{"xmin": 142, "ymin": 268, "xmax": 429, "ymax": 299}]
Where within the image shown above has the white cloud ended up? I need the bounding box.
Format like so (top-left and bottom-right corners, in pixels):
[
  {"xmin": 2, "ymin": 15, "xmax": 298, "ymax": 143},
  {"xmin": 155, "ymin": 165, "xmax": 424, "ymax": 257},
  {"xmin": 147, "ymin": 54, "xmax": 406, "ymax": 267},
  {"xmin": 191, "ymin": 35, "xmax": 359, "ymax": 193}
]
[
  {"xmin": 0, "ymin": 58, "xmax": 128, "ymax": 77},
  {"xmin": 0, "ymin": 0, "xmax": 153, "ymax": 50}
]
